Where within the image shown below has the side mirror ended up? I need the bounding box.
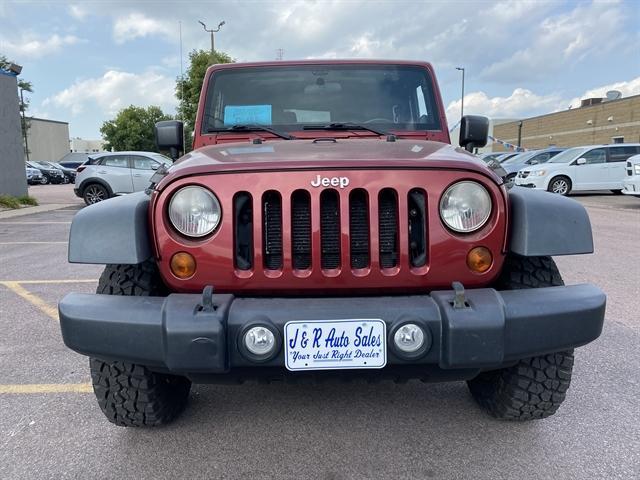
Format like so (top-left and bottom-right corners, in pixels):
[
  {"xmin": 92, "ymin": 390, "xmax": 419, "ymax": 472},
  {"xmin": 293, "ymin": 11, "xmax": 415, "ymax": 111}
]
[
  {"xmin": 576, "ymin": 158, "xmax": 587, "ymax": 165},
  {"xmin": 459, "ymin": 115, "xmax": 489, "ymax": 152},
  {"xmin": 529, "ymin": 159, "xmax": 539, "ymax": 165},
  {"xmin": 151, "ymin": 164, "xmax": 159, "ymax": 170},
  {"xmin": 155, "ymin": 120, "xmax": 184, "ymax": 161}
]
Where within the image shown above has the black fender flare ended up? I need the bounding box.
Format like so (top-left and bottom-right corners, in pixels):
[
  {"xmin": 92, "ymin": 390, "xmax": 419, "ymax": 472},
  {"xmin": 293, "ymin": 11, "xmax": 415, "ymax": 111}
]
[
  {"xmin": 68, "ymin": 192, "xmax": 152, "ymax": 264},
  {"xmin": 78, "ymin": 178, "xmax": 114, "ymax": 197},
  {"xmin": 507, "ymin": 186, "xmax": 593, "ymax": 256}
]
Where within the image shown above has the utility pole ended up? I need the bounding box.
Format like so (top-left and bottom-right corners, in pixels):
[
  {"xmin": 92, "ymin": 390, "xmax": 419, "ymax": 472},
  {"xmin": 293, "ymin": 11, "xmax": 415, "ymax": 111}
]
[
  {"xmin": 198, "ymin": 20, "xmax": 225, "ymax": 54},
  {"xmin": 19, "ymin": 87, "xmax": 30, "ymax": 161},
  {"xmin": 276, "ymin": 48, "xmax": 284, "ymax": 61},
  {"xmin": 456, "ymin": 67, "xmax": 465, "ymax": 123},
  {"xmin": 517, "ymin": 120, "xmax": 523, "ymax": 149}
]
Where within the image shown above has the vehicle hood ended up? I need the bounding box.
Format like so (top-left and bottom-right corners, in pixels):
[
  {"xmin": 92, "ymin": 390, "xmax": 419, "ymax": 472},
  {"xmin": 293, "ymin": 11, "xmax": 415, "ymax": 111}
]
[{"xmin": 160, "ymin": 139, "xmax": 501, "ymax": 188}]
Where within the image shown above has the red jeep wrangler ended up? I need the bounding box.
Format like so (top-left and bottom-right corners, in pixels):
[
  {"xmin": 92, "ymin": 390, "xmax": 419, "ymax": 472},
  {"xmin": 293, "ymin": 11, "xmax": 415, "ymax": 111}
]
[{"xmin": 59, "ymin": 60, "xmax": 605, "ymax": 426}]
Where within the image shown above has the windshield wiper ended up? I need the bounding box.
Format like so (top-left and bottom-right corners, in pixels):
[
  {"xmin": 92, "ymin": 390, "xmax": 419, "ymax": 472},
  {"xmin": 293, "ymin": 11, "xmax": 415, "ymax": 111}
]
[
  {"xmin": 207, "ymin": 124, "xmax": 295, "ymax": 140},
  {"xmin": 302, "ymin": 122, "xmax": 391, "ymax": 137}
]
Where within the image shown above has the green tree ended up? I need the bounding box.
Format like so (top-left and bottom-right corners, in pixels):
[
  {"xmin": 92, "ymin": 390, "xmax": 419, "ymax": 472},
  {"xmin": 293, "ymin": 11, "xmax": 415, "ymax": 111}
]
[
  {"xmin": 176, "ymin": 49, "xmax": 233, "ymax": 151},
  {"xmin": 100, "ymin": 105, "xmax": 172, "ymax": 152},
  {"xmin": 1, "ymin": 54, "xmax": 33, "ymax": 158}
]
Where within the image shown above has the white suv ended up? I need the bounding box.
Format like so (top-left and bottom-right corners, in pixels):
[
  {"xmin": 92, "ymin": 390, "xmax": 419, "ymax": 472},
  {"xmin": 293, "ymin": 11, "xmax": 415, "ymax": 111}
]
[
  {"xmin": 75, "ymin": 151, "xmax": 172, "ymax": 205},
  {"xmin": 622, "ymin": 153, "xmax": 640, "ymax": 197},
  {"xmin": 514, "ymin": 144, "xmax": 640, "ymax": 195}
]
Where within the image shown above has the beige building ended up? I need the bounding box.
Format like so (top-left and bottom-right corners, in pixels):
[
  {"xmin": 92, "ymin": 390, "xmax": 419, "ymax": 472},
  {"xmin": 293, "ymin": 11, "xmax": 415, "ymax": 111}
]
[
  {"xmin": 26, "ymin": 117, "xmax": 70, "ymax": 162},
  {"xmin": 492, "ymin": 94, "xmax": 640, "ymax": 151},
  {"xmin": 70, "ymin": 137, "xmax": 106, "ymax": 153}
]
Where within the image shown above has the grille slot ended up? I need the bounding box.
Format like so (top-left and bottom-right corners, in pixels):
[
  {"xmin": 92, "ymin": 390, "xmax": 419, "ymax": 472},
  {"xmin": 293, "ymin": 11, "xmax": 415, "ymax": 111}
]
[
  {"xmin": 378, "ymin": 189, "xmax": 399, "ymax": 268},
  {"xmin": 291, "ymin": 190, "xmax": 312, "ymax": 270},
  {"xmin": 408, "ymin": 189, "xmax": 427, "ymax": 267},
  {"xmin": 262, "ymin": 191, "xmax": 283, "ymax": 270},
  {"xmin": 233, "ymin": 192, "xmax": 253, "ymax": 270},
  {"xmin": 320, "ymin": 189, "xmax": 341, "ymax": 269},
  {"xmin": 349, "ymin": 189, "xmax": 369, "ymax": 268}
]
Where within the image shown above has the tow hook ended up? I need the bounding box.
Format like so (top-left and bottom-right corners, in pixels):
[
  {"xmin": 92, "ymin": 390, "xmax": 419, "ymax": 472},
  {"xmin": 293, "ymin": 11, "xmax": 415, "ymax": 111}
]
[
  {"xmin": 200, "ymin": 285, "xmax": 216, "ymax": 312},
  {"xmin": 452, "ymin": 282, "xmax": 470, "ymax": 309}
]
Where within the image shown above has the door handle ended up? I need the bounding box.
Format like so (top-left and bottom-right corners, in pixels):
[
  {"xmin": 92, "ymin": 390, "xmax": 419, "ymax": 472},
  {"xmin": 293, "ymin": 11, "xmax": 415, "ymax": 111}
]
[
  {"xmin": 97, "ymin": 170, "xmax": 107, "ymax": 174},
  {"xmin": 133, "ymin": 173, "xmax": 142, "ymax": 177}
]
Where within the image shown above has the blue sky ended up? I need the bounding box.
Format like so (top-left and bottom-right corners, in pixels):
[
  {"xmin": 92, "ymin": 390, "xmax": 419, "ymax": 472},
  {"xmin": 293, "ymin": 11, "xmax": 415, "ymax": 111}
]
[{"xmin": 1, "ymin": 0, "xmax": 639, "ymax": 139}]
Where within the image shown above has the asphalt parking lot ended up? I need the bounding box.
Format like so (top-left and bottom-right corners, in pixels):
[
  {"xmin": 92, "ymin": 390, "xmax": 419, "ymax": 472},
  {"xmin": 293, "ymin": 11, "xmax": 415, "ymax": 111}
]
[{"xmin": 1, "ymin": 185, "xmax": 639, "ymax": 479}]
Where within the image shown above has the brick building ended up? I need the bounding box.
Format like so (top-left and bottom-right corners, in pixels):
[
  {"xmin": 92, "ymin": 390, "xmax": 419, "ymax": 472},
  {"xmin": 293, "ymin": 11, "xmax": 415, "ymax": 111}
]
[{"xmin": 492, "ymin": 94, "xmax": 640, "ymax": 151}]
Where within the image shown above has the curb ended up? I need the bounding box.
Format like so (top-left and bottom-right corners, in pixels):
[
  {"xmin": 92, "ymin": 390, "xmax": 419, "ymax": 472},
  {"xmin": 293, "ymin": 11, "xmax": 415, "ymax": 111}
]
[{"xmin": 0, "ymin": 204, "xmax": 79, "ymax": 219}]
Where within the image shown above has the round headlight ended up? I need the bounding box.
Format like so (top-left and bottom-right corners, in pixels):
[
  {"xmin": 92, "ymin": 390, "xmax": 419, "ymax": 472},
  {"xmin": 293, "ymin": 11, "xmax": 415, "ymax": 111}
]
[
  {"xmin": 440, "ymin": 181, "xmax": 492, "ymax": 233},
  {"xmin": 168, "ymin": 186, "xmax": 221, "ymax": 237}
]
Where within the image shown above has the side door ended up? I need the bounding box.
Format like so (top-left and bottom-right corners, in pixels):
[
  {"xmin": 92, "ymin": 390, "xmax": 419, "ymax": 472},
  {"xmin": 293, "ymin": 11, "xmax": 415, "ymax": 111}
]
[
  {"xmin": 573, "ymin": 148, "xmax": 607, "ymax": 190},
  {"xmin": 97, "ymin": 155, "xmax": 134, "ymax": 194},
  {"xmin": 130, "ymin": 155, "xmax": 160, "ymax": 191},
  {"xmin": 606, "ymin": 146, "xmax": 640, "ymax": 188}
]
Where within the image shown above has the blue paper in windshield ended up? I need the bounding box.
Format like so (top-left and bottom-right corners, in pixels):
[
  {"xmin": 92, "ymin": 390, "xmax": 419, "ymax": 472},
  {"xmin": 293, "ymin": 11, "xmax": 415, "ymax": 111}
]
[{"xmin": 224, "ymin": 105, "xmax": 272, "ymax": 125}]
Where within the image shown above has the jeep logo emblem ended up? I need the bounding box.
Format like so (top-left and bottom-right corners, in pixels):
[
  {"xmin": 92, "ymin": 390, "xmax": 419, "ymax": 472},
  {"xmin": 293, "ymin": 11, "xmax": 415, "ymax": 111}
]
[{"xmin": 311, "ymin": 175, "xmax": 350, "ymax": 189}]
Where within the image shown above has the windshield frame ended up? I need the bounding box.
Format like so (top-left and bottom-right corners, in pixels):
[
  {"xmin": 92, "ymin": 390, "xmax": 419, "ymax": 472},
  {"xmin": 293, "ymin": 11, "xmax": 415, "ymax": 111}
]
[{"xmin": 199, "ymin": 62, "xmax": 446, "ymax": 137}]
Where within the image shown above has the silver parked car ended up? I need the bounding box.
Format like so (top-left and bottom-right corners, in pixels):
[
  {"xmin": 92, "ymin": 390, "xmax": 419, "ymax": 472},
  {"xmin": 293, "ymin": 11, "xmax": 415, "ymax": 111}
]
[{"xmin": 74, "ymin": 151, "xmax": 172, "ymax": 205}]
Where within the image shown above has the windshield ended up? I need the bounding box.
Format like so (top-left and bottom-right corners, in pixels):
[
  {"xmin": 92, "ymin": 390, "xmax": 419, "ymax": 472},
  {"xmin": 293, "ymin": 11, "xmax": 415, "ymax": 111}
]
[
  {"xmin": 151, "ymin": 154, "xmax": 172, "ymax": 166},
  {"xmin": 501, "ymin": 152, "xmax": 534, "ymax": 165},
  {"xmin": 548, "ymin": 147, "xmax": 590, "ymax": 163},
  {"xmin": 203, "ymin": 65, "xmax": 441, "ymax": 133}
]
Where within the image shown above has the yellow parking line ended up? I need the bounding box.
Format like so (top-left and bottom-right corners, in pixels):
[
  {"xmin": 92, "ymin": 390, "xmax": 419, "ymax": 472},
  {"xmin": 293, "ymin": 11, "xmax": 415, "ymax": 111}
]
[
  {"xmin": 0, "ymin": 383, "xmax": 92, "ymax": 394},
  {"xmin": 0, "ymin": 281, "xmax": 59, "ymax": 321}
]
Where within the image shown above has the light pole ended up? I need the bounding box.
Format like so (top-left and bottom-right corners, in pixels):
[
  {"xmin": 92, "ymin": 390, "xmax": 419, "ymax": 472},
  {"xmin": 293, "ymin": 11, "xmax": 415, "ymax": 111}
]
[
  {"xmin": 198, "ymin": 20, "xmax": 225, "ymax": 54},
  {"xmin": 456, "ymin": 66, "xmax": 465, "ymax": 123},
  {"xmin": 19, "ymin": 87, "xmax": 30, "ymax": 162}
]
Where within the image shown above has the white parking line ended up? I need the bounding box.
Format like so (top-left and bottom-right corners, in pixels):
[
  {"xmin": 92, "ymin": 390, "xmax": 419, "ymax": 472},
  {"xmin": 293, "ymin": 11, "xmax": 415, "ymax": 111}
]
[
  {"xmin": 0, "ymin": 222, "xmax": 72, "ymax": 225},
  {"xmin": 0, "ymin": 242, "xmax": 68, "ymax": 245}
]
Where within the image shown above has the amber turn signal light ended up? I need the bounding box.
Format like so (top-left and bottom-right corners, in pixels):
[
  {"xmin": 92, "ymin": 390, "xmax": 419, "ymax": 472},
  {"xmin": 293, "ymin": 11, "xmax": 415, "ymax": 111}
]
[
  {"xmin": 467, "ymin": 247, "xmax": 492, "ymax": 273},
  {"xmin": 170, "ymin": 252, "xmax": 196, "ymax": 279}
]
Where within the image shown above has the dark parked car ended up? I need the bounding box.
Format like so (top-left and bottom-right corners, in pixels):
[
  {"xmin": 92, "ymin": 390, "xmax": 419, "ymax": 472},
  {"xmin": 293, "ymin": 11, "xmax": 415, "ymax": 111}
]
[
  {"xmin": 27, "ymin": 161, "xmax": 65, "ymax": 184},
  {"xmin": 47, "ymin": 162, "xmax": 77, "ymax": 183}
]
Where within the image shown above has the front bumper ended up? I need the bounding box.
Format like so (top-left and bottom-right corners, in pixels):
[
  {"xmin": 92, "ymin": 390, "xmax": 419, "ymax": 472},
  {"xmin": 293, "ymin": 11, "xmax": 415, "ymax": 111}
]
[
  {"xmin": 514, "ymin": 175, "xmax": 547, "ymax": 189},
  {"xmin": 59, "ymin": 284, "xmax": 605, "ymax": 380},
  {"xmin": 622, "ymin": 177, "xmax": 640, "ymax": 196}
]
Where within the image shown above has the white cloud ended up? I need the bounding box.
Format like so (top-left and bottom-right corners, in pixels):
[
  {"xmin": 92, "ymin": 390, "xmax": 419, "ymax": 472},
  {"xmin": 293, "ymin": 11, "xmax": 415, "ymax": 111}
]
[
  {"xmin": 43, "ymin": 69, "xmax": 176, "ymax": 116},
  {"xmin": 1, "ymin": 33, "xmax": 82, "ymax": 59},
  {"xmin": 68, "ymin": 4, "xmax": 88, "ymax": 20},
  {"xmin": 568, "ymin": 76, "xmax": 640, "ymax": 108},
  {"xmin": 481, "ymin": 1, "xmax": 630, "ymax": 82},
  {"xmin": 446, "ymin": 75, "xmax": 640, "ymax": 126},
  {"xmin": 113, "ymin": 12, "xmax": 173, "ymax": 44},
  {"xmin": 446, "ymin": 88, "xmax": 563, "ymax": 126}
]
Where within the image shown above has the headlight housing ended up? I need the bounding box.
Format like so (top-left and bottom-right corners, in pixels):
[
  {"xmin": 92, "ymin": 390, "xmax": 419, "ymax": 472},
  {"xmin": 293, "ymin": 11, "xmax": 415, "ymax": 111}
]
[
  {"xmin": 634, "ymin": 164, "xmax": 640, "ymax": 175},
  {"xmin": 440, "ymin": 181, "xmax": 492, "ymax": 233},
  {"xmin": 530, "ymin": 170, "xmax": 547, "ymax": 177},
  {"xmin": 168, "ymin": 186, "xmax": 221, "ymax": 237}
]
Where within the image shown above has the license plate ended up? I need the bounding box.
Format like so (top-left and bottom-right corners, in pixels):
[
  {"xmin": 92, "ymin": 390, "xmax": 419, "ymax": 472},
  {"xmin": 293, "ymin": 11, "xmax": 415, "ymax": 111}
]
[{"xmin": 284, "ymin": 319, "xmax": 387, "ymax": 371}]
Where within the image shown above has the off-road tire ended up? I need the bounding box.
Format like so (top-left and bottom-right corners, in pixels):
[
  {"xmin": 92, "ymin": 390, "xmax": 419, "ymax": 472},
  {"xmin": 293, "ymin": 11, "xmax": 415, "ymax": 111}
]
[
  {"xmin": 97, "ymin": 260, "xmax": 168, "ymax": 296},
  {"xmin": 91, "ymin": 261, "xmax": 190, "ymax": 427},
  {"xmin": 467, "ymin": 351, "xmax": 574, "ymax": 421},
  {"xmin": 90, "ymin": 359, "xmax": 191, "ymax": 427},
  {"xmin": 548, "ymin": 176, "xmax": 571, "ymax": 195},
  {"xmin": 467, "ymin": 255, "xmax": 574, "ymax": 420}
]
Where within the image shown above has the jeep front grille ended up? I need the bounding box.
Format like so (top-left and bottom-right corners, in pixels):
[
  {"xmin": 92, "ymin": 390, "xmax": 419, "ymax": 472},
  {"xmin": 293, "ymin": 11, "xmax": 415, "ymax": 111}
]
[{"xmin": 233, "ymin": 187, "xmax": 428, "ymax": 274}]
